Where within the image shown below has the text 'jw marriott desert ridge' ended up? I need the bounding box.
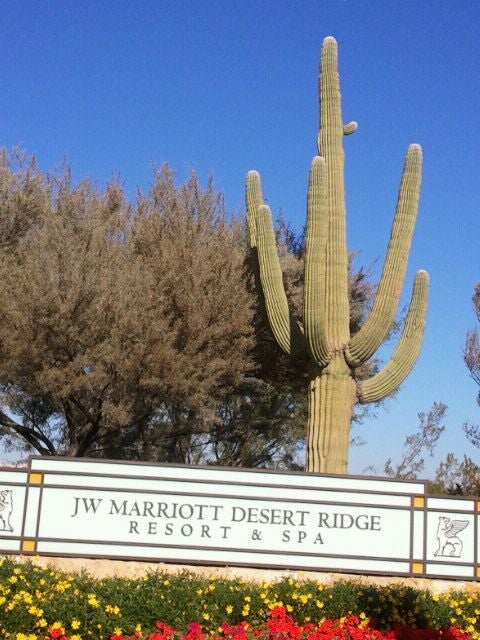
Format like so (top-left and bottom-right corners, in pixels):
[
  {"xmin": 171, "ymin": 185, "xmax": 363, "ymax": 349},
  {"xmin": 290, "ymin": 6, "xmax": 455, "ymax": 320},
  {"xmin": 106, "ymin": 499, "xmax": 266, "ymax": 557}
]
[
  {"xmin": 246, "ymin": 36, "xmax": 428, "ymax": 475},
  {"xmin": 70, "ymin": 498, "xmax": 381, "ymax": 531}
]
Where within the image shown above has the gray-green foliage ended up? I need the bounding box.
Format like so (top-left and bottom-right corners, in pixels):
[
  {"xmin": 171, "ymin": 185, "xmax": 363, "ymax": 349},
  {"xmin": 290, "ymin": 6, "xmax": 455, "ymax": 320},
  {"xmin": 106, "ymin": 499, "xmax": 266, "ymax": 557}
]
[
  {"xmin": 382, "ymin": 402, "xmax": 446, "ymax": 480},
  {"xmin": 463, "ymin": 283, "xmax": 480, "ymax": 447}
]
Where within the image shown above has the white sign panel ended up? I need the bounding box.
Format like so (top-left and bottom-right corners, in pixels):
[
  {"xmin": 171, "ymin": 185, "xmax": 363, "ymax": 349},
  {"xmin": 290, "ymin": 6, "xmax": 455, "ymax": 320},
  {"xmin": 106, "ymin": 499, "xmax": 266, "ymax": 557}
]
[{"xmin": 37, "ymin": 487, "xmax": 411, "ymax": 559}]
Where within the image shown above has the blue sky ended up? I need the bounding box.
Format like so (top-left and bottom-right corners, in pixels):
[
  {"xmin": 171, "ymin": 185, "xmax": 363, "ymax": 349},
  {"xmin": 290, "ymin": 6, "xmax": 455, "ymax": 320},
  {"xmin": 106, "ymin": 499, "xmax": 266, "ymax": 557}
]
[{"xmin": 0, "ymin": 1, "xmax": 478, "ymax": 477}]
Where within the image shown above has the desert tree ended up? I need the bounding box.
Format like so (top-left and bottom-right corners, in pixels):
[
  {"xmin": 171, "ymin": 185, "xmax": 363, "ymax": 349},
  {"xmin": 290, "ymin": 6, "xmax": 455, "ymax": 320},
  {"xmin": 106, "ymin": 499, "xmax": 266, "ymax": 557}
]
[
  {"xmin": 380, "ymin": 402, "xmax": 447, "ymax": 480},
  {"xmin": 463, "ymin": 283, "xmax": 480, "ymax": 447},
  {"xmin": 431, "ymin": 452, "xmax": 480, "ymax": 496},
  {"xmin": 0, "ymin": 157, "xmax": 254, "ymax": 459}
]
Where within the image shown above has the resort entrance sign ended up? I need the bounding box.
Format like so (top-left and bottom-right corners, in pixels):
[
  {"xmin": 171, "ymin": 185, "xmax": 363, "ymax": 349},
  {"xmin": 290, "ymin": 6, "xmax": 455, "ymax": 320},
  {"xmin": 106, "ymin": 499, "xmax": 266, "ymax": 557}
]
[{"xmin": 0, "ymin": 457, "xmax": 478, "ymax": 580}]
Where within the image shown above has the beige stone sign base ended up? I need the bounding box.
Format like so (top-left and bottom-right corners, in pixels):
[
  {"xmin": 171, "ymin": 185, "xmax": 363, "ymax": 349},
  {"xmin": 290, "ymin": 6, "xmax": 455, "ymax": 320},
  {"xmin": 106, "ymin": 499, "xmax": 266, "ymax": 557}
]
[{"xmin": 15, "ymin": 555, "xmax": 475, "ymax": 593}]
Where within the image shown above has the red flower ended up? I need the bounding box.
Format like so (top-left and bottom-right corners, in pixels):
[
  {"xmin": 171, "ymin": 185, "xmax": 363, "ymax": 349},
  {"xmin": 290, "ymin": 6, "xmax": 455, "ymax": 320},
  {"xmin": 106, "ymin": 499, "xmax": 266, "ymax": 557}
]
[
  {"xmin": 156, "ymin": 622, "xmax": 175, "ymax": 636},
  {"xmin": 182, "ymin": 621, "xmax": 205, "ymax": 640}
]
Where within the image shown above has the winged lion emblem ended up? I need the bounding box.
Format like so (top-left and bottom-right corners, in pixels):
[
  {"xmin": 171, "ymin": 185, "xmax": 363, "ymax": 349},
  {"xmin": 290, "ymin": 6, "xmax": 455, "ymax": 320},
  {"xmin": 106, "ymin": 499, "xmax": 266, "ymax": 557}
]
[
  {"xmin": 434, "ymin": 516, "xmax": 469, "ymax": 558},
  {"xmin": 0, "ymin": 489, "xmax": 14, "ymax": 532}
]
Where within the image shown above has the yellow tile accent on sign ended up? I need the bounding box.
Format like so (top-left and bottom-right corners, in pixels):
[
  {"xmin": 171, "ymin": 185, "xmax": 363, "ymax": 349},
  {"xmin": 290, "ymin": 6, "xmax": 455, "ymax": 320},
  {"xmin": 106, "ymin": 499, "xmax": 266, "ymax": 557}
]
[
  {"xmin": 29, "ymin": 472, "xmax": 43, "ymax": 484},
  {"xmin": 413, "ymin": 496, "xmax": 424, "ymax": 508},
  {"xmin": 22, "ymin": 540, "xmax": 36, "ymax": 552},
  {"xmin": 412, "ymin": 562, "xmax": 424, "ymax": 574}
]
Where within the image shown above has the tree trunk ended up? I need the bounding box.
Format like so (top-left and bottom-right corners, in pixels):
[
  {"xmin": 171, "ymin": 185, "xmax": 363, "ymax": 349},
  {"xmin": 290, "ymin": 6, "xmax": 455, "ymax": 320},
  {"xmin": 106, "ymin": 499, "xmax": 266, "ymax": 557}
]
[{"xmin": 306, "ymin": 356, "xmax": 356, "ymax": 474}]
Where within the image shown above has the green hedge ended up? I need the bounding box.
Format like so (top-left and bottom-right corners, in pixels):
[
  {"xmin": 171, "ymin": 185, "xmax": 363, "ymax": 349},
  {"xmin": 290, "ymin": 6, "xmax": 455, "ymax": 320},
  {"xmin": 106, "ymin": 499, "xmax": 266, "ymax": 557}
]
[{"xmin": 0, "ymin": 558, "xmax": 479, "ymax": 639}]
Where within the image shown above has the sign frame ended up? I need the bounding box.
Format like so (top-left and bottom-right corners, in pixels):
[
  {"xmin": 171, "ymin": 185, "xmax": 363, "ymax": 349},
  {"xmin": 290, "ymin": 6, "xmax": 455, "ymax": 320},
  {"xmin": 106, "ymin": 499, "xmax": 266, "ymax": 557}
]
[{"xmin": 0, "ymin": 456, "xmax": 477, "ymax": 581}]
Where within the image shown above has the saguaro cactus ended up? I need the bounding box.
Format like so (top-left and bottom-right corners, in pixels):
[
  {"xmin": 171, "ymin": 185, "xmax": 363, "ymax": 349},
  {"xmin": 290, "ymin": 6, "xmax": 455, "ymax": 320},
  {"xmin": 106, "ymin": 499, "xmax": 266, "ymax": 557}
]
[{"xmin": 246, "ymin": 36, "xmax": 429, "ymax": 474}]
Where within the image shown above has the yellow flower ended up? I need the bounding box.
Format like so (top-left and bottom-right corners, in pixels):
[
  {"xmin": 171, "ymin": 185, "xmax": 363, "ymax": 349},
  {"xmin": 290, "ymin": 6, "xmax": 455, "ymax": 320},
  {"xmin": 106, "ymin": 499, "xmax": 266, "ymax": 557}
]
[
  {"xmin": 13, "ymin": 568, "xmax": 22, "ymax": 575},
  {"xmin": 114, "ymin": 628, "xmax": 122, "ymax": 636},
  {"xmin": 242, "ymin": 604, "xmax": 250, "ymax": 617},
  {"xmin": 202, "ymin": 613, "xmax": 210, "ymax": 621},
  {"xmin": 71, "ymin": 620, "xmax": 81, "ymax": 630},
  {"xmin": 36, "ymin": 620, "xmax": 47, "ymax": 629},
  {"xmin": 71, "ymin": 635, "xmax": 82, "ymax": 640},
  {"xmin": 87, "ymin": 594, "xmax": 99, "ymax": 608},
  {"xmin": 135, "ymin": 624, "xmax": 142, "ymax": 634},
  {"xmin": 225, "ymin": 605, "xmax": 233, "ymax": 614},
  {"xmin": 105, "ymin": 604, "xmax": 121, "ymax": 615},
  {"xmin": 55, "ymin": 580, "xmax": 72, "ymax": 593},
  {"xmin": 8, "ymin": 576, "xmax": 18, "ymax": 584},
  {"xmin": 244, "ymin": 596, "xmax": 251, "ymax": 602}
]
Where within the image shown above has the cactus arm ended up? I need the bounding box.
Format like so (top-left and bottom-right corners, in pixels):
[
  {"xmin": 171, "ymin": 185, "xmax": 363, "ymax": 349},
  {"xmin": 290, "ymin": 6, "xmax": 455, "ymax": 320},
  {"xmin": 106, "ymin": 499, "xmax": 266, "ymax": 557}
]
[
  {"xmin": 245, "ymin": 170, "xmax": 263, "ymax": 249},
  {"xmin": 317, "ymin": 36, "xmax": 351, "ymax": 351},
  {"xmin": 348, "ymin": 144, "xmax": 423, "ymax": 366},
  {"xmin": 304, "ymin": 156, "xmax": 330, "ymax": 365},
  {"xmin": 255, "ymin": 203, "xmax": 307, "ymax": 357},
  {"xmin": 358, "ymin": 270, "xmax": 429, "ymax": 403}
]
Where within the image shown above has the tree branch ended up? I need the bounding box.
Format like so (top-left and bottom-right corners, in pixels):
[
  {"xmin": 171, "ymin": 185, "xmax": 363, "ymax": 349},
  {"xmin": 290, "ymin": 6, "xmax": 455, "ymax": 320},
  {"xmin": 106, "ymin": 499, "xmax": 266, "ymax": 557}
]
[{"xmin": 0, "ymin": 410, "xmax": 56, "ymax": 455}]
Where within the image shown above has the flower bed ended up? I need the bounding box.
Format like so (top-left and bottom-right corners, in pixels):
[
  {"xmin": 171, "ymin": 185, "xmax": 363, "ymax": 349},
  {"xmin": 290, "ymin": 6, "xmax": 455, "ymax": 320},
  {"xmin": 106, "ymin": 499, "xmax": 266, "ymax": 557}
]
[
  {"xmin": 0, "ymin": 559, "xmax": 478, "ymax": 640},
  {"xmin": 40, "ymin": 607, "xmax": 469, "ymax": 640}
]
